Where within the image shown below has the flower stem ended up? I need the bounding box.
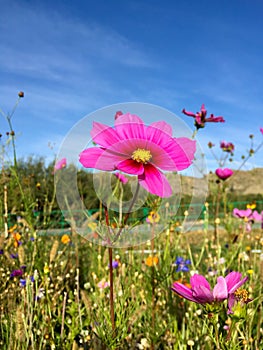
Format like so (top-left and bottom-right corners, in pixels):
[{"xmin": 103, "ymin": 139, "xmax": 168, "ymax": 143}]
[{"xmin": 108, "ymin": 246, "xmax": 115, "ymax": 332}]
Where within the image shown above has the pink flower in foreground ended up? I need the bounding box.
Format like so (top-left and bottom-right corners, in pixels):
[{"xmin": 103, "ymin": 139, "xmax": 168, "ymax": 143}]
[
  {"xmin": 182, "ymin": 104, "xmax": 225, "ymax": 129},
  {"xmin": 172, "ymin": 272, "xmax": 248, "ymax": 311},
  {"xmin": 79, "ymin": 113, "xmax": 196, "ymax": 198},
  {"xmin": 114, "ymin": 172, "xmax": 128, "ymax": 184},
  {"xmin": 54, "ymin": 158, "xmax": 67, "ymax": 172},
  {"xmin": 215, "ymin": 168, "xmax": 233, "ymax": 180}
]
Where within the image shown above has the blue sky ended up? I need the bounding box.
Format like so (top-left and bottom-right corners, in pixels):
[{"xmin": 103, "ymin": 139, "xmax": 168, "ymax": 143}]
[{"xmin": 0, "ymin": 0, "xmax": 262, "ymax": 172}]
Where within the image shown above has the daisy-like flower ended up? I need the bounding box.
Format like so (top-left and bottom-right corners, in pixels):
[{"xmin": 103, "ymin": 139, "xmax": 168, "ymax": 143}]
[
  {"xmin": 182, "ymin": 104, "xmax": 225, "ymax": 129},
  {"xmin": 79, "ymin": 113, "xmax": 196, "ymax": 198},
  {"xmin": 171, "ymin": 271, "xmax": 248, "ymax": 309},
  {"xmin": 215, "ymin": 168, "xmax": 233, "ymax": 180}
]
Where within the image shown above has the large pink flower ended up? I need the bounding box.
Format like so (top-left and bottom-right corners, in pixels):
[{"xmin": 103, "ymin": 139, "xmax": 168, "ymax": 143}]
[
  {"xmin": 171, "ymin": 271, "xmax": 248, "ymax": 307},
  {"xmin": 182, "ymin": 104, "xmax": 225, "ymax": 129},
  {"xmin": 79, "ymin": 113, "xmax": 196, "ymax": 198}
]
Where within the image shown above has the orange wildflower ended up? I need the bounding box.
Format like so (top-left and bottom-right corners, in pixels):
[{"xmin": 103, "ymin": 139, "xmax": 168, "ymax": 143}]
[
  {"xmin": 61, "ymin": 234, "xmax": 70, "ymax": 244},
  {"xmin": 145, "ymin": 255, "xmax": 159, "ymax": 267}
]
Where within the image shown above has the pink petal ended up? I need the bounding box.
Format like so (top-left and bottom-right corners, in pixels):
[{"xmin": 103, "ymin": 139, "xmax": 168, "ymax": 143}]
[
  {"xmin": 114, "ymin": 112, "xmax": 144, "ymax": 126},
  {"xmin": 252, "ymin": 210, "xmax": 262, "ymax": 221},
  {"xmin": 213, "ymin": 276, "xmax": 228, "ymax": 301},
  {"xmin": 79, "ymin": 148, "xmax": 121, "ymax": 171},
  {"xmin": 149, "ymin": 121, "xmax": 173, "ymax": 137},
  {"xmin": 149, "ymin": 137, "xmax": 196, "ymax": 171},
  {"xmin": 182, "ymin": 108, "xmax": 196, "ymax": 118},
  {"xmin": 200, "ymin": 104, "xmax": 207, "ymax": 116},
  {"xmin": 228, "ymin": 276, "xmax": 248, "ymax": 294},
  {"xmin": 138, "ymin": 164, "xmax": 172, "ymax": 198},
  {"xmin": 91, "ymin": 122, "xmax": 120, "ymax": 148},
  {"xmin": 114, "ymin": 113, "xmax": 147, "ymax": 141},
  {"xmin": 225, "ymin": 271, "xmax": 242, "ymax": 290},
  {"xmin": 115, "ymin": 121, "xmax": 147, "ymax": 141},
  {"xmin": 117, "ymin": 159, "xmax": 144, "ymax": 175},
  {"xmin": 190, "ymin": 274, "xmax": 211, "ymax": 291},
  {"xmin": 233, "ymin": 208, "xmax": 252, "ymax": 219},
  {"xmin": 192, "ymin": 285, "xmax": 213, "ymax": 303},
  {"xmin": 171, "ymin": 282, "xmax": 197, "ymax": 303},
  {"xmin": 227, "ymin": 294, "xmax": 236, "ymax": 314}
]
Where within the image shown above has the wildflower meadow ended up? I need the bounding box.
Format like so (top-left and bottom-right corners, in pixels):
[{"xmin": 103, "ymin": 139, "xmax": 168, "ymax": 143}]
[{"xmin": 1, "ymin": 93, "xmax": 263, "ymax": 350}]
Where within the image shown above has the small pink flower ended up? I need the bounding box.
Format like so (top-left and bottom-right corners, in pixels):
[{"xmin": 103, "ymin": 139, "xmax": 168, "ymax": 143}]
[
  {"xmin": 182, "ymin": 104, "xmax": 225, "ymax": 129},
  {"xmin": 233, "ymin": 208, "xmax": 262, "ymax": 221},
  {"xmin": 54, "ymin": 158, "xmax": 67, "ymax": 171},
  {"xmin": 233, "ymin": 208, "xmax": 263, "ymax": 231},
  {"xmin": 215, "ymin": 168, "xmax": 233, "ymax": 180},
  {"xmin": 79, "ymin": 113, "xmax": 196, "ymax": 198},
  {"xmin": 97, "ymin": 280, "xmax": 109, "ymax": 289},
  {"xmin": 114, "ymin": 172, "xmax": 128, "ymax": 184},
  {"xmin": 220, "ymin": 141, "xmax": 235, "ymax": 153}
]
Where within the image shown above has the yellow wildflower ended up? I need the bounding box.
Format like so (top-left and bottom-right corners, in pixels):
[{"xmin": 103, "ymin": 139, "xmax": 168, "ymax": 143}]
[
  {"xmin": 44, "ymin": 264, "xmax": 50, "ymax": 274},
  {"xmin": 247, "ymin": 203, "xmax": 256, "ymax": 210},
  {"xmin": 146, "ymin": 211, "xmax": 160, "ymax": 224}
]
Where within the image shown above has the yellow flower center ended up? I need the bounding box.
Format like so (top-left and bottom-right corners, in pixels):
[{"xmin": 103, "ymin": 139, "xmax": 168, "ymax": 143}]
[
  {"xmin": 234, "ymin": 288, "xmax": 249, "ymax": 303},
  {"xmin": 131, "ymin": 148, "xmax": 152, "ymax": 163}
]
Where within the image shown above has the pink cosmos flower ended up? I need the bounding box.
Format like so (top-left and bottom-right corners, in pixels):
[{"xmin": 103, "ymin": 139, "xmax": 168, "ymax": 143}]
[
  {"xmin": 54, "ymin": 158, "xmax": 67, "ymax": 172},
  {"xmin": 233, "ymin": 208, "xmax": 263, "ymax": 222},
  {"xmin": 97, "ymin": 280, "xmax": 109, "ymax": 289},
  {"xmin": 220, "ymin": 141, "xmax": 235, "ymax": 153},
  {"xmin": 182, "ymin": 104, "xmax": 225, "ymax": 129},
  {"xmin": 215, "ymin": 168, "xmax": 233, "ymax": 180},
  {"xmin": 233, "ymin": 208, "xmax": 263, "ymax": 231},
  {"xmin": 171, "ymin": 271, "xmax": 248, "ymax": 308},
  {"xmin": 114, "ymin": 172, "xmax": 128, "ymax": 184},
  {"xmin": 79, "ymin": 113, "xmax": 196, "ymax": 198}
]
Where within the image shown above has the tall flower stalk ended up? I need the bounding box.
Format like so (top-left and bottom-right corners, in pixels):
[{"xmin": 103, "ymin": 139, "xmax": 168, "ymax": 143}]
[{"xmin": 79, "ymin": 112, "xmax": 196, "ymax": 346}]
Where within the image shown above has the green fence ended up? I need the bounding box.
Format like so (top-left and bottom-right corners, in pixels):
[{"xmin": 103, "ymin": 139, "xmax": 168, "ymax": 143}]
[{"xmin": 7, "ymin": 200, "xmax": 263, "ymax": 230}]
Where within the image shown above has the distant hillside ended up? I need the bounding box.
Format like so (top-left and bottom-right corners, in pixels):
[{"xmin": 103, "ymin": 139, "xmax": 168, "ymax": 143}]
[{"xmin": 175, "ymin": 168, "xmax": 263, "ymax": 199}]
